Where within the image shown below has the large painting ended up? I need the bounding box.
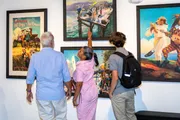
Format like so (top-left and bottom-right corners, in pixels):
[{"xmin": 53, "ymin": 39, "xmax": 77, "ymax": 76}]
[
  {"xmin": 63, "ymin": 0, "xmax": 117, "ymax": 41},
  {"xmin": 6, "ymin": 9, "xmax": 47, "ymax": 79},
  {"xmin": 137, "ymin": 3, "xmax": 180, "ymax": 82},
  {"xmin": 61, "ymin": 47, "xmax": 115, "ymax": 98}
]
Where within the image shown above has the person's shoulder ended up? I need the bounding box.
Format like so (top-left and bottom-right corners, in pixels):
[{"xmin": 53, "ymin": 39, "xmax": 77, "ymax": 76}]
[
  {"xmin": 124, "ymin": 48, "xmax": 128, "ymax": 51},
  {"xmin": 51, "ymin": 50, "xmax": 64, "ymax": 56},
  {"xmin": 109, "ymin": 53, "xmax": 117, "ymax": 58},
  {"xmin": 121, "ymin": 48, "xmax": 129, "ymax": 55},
  {"xmin": 109, "ymin": 53, "xmax": 119, "ymax": 61},
  {"xmin": 32, "ymin": 51, "xmax": 40, "ymax": 57},
  {"xmin": 53, "ymin": 50, "xmax": 66, "ymax": 60}
]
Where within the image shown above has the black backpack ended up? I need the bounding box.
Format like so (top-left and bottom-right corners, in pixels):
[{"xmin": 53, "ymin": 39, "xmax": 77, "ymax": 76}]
[{"xmin": 113, "ymin": 51, "xmax": 142, "ymax": 88}]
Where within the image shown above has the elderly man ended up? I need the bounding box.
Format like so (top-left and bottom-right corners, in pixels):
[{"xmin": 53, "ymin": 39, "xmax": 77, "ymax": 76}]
[{"xmin": 26, "ymin": 32, "xmax": 71, "ymax": 120}]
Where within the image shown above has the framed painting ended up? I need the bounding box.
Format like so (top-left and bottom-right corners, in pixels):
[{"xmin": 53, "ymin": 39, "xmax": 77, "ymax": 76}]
[
  {"xmin": 137, "ymin": 3, "xmax": 180, "ymax": 82},
  {"xmin": 61, "ymin": 46, "xmax": 115, "ymax": 98},
  {"xmin": 63, "ymin": 0, "xmax": 117, "ymax": 41},
  {"xmin": 6, "ymin": 9, "xmax": 47, "ymax": 79}
]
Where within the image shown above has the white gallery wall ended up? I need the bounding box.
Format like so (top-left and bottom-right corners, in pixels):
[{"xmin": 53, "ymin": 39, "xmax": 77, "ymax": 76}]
[{"xmin": 0, "ymin": 0, "xmax": 180, "ymax": 120}]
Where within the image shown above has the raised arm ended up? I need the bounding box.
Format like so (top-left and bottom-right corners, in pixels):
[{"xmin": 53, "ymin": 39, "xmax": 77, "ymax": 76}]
[{"xmin": 87, "ymin": 29, "xmax": 92, "ymax": 48}]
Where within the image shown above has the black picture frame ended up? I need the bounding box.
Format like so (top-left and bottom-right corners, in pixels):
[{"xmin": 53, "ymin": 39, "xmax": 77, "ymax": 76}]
[
  {"xmin": 6, "ymin": 9, "xmax": 48, "ymax": 79},
  {"xmin": 63, "ymin": 0, "xmax": 117, "ymax": 41},
  {"xmin": 61, "ymin": 46, "xmax": 116, "ymax": 98},
  {"xmin": 137, "ymin": 3, "xmax": 180, "ymax": 82}
]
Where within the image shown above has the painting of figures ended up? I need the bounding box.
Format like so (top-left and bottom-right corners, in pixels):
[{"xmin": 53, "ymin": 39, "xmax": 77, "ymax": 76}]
[
  {"xmin": 63, "ymin": 0, "xmax": 116, "ymax": 41},
  {"xmin": 61, "ymin": 47, "xmax": 115, "ymax": 97},
  {"xmin": 137, "ymin": 4, "xmax": 180, "ymax": 82},
  {"xmin": 6, "ymin": 9, "xmax": 47, "ymax": 79}
]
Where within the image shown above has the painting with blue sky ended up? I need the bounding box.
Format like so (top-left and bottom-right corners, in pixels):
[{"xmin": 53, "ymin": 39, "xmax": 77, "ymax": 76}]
[
  {"xmin": 63, "ymin": 0, "xmax": 116, "ymax": 41},
  {"xmin": 137, "ymin": 3, "xmax": 180, "ymax": 82},
  {"xmin": 61, "ymin": 47, "xmax": 115, "ymax": 97}
]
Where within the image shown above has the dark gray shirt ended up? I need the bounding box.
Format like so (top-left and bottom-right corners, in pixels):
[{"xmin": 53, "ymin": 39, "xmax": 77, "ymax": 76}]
[{"xmin": 108, "ymin": 47, "xmax": 134, "ymax": 95}]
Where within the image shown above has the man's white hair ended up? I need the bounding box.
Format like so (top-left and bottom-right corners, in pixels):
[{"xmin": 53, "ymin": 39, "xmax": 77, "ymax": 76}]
[{"xmin": 41, "ymin": 32, "xmax": 54, "ymax": 47}]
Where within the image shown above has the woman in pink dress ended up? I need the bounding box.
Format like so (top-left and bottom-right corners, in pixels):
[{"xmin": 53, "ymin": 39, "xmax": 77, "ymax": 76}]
[{"xmin": 73, "ymin": 30, "xmax": 99, "ymax": 120}]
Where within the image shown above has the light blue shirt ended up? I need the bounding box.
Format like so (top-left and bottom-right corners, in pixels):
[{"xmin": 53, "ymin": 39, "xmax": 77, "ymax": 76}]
[{"xmin": 26, "ymin": 48, "xmax": 71, "ymax": 100}]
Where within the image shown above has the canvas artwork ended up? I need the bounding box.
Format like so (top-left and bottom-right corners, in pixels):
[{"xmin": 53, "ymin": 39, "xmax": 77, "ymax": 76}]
[
  {"xmin": 137, "ymin": 4, "xmax": 180, "ymax": 82},
  {"xmin": 6, "ymin": 9, "xmax": 47, "ymax": 79},
  {"xmin": 61, "ymin": 47, "xmax": 115, "ymax": 98},
  {"xmin": 63, "ymin": 0, "xmax": 116, "ymax": 41}
]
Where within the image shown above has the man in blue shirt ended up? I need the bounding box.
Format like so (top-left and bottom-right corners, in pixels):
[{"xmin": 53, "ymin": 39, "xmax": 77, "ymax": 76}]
[{"xmin": 26, "ymin": 32, "xmax": 71, "ymax": 120}]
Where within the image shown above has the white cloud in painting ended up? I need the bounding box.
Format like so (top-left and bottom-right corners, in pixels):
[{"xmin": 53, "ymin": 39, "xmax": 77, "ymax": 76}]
[
  {"xmin": 141, "ymin": 37, "xmax": 171, "ymax": 54},
  {"xmin": 141, "ymin": 38, "xmax": 154, "ymax": 54}
]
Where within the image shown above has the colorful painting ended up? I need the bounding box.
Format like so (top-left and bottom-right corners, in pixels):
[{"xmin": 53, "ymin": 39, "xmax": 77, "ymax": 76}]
[
  {"xmin": 137, "ymin": 3, "xmax": 180, "ymax": 82},
  {"xmin": 63, "ymin": 0, "xmax": 116, "ymax": 41},
  {"xmin": 61, "ymin": 47, "xmax": 115, "ymax": 98},
  {"xmin": 6, "ymin": 9, "xmax": 47, "ymax": 79}
]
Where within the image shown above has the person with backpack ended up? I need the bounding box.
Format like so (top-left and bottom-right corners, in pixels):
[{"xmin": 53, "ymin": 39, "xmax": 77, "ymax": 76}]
[{"xmin": 108, "ymin": 32, "xmax": 141, "ymax": 120}]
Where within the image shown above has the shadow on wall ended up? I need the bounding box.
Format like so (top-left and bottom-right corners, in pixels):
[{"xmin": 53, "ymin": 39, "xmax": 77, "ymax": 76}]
[
  {"xmin": 135, "ymin": 88, "xmax": 147, "ymax": 112},
  {"xmin": 0, "ymin": 86, "xmax": 8, "ymax": 120}
]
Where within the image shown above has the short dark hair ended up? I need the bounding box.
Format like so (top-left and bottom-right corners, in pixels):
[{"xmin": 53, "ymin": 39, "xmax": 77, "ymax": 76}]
[{"xmin": 109, "ymin": 32, "xmax": 126, "ymax": 47}]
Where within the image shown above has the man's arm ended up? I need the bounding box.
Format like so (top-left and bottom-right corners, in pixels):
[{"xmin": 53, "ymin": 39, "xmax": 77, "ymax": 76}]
[
  {"xmin": 109, "ymin": 70, "xmax": 118, "ymax": 98},
  {"xmin": 62, "ymin": 55, "xmax": 71, "ymax": 100},
  {"xmin": 108, "ymin": 55, "xmax": 118, "ymax": 99},
  {"xmin": 150, "ymin": 23, "xmax": 158, "ymax": 33},
  {"xmin": 26, "ymin": 84, "xmax": 33, "ymax": 103},
  {"xmin": 64, "ymin": 81, "xmax": 72, "ymax": 100},
  {"xmin": 26, "ymin": 55, "xmax": 36, "ymax": 103}
]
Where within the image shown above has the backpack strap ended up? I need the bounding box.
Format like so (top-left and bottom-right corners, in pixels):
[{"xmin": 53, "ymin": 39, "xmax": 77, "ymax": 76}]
[
  {"xmin": 113, "ymin": 51, "xmax": 126, "ymax": 58},
  {"xmin": 128, "ymin": 52, "xmax": 132, "ymax": 56},
  {"xmin": 113, "ymin": 51, "xmax": 133, "ymax": 79},
  {"xmin": 113, "ymin": 51, "xmax": 133, "ymax": 58}
]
